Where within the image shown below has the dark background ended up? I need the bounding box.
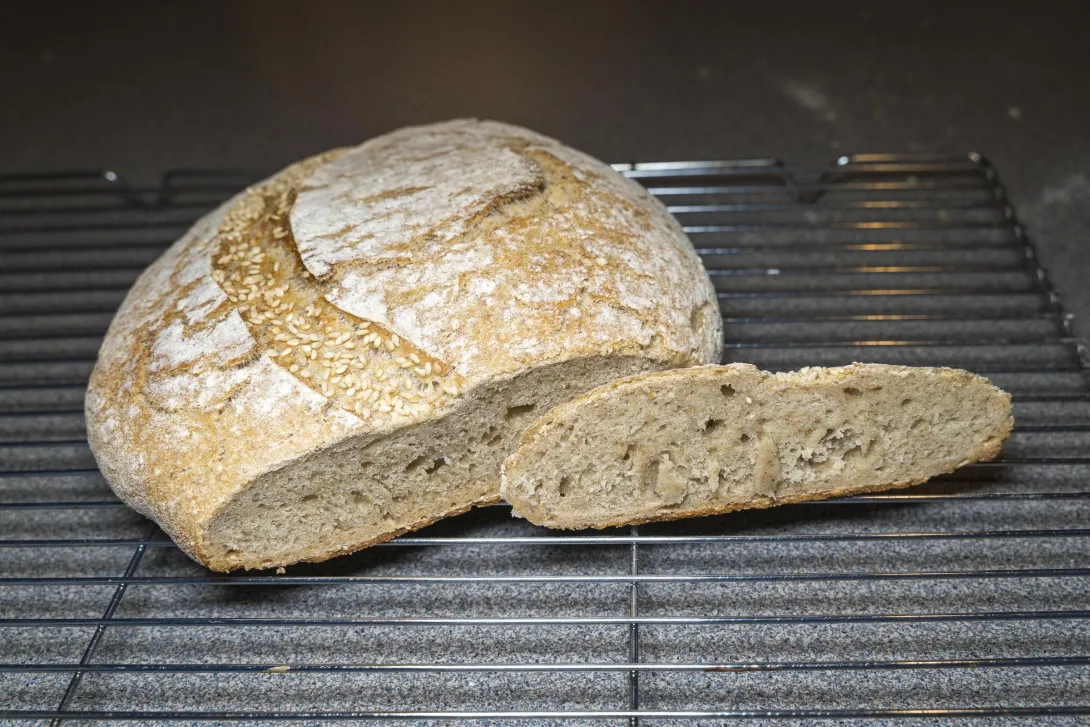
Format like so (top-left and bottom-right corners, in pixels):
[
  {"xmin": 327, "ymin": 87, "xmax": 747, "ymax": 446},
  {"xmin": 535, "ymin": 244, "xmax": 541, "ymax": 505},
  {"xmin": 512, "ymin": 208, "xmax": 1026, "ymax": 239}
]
[{"xmin": 4, "ymin": 0, "xmax": 1090, "ymax": 331}]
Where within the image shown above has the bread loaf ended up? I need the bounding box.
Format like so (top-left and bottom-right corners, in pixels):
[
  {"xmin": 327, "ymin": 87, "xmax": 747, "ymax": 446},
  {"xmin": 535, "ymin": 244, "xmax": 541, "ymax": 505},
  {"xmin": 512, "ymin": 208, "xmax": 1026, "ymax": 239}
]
[
  {"xmin": 85, "ymin": 120, "xmax": 722, "ymax": 571},
  {"xmin": 500, "ymin": 363, "xmax": 1012, "ymax": 529}
]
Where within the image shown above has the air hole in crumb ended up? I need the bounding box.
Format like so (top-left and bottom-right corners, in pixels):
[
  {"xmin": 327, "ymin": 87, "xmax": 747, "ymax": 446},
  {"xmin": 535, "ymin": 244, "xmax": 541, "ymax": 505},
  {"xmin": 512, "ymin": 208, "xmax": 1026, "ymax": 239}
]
[
  {"xmin": 901, "ymin": 398, "xmax": 912, "ymax": 407},
  {"xmin": 739, "ymin": 433, "xmax": 751, "ymax": 443},
  {"xmin": 703, "ymin": 418, "xmax": 724, "ymax": 434},
  {"xmin": 424, "ymin": 458, "xmax": 446, "ymax": 475},
  {"xmin": 350, "ymin": 491, "xmax": 364, "ymax": 505},
  {"xmin": 481, "ymin": 425, "xmax": 503, "ymax": 447},
  {"xmin": 405, "ymin": 454, "xmax": 429, "ymax": 473},
  {"xmin": 843, "ymin": 445, "xmax": 863, "ymax": 461},
  {"xmin": 225, "ymin": 549, "xmax": 239, "ymax": 557},
  {"xmin": 505, "ymin": 404, "xmax": 536, "ymax": 420},
  {"xmin": 640, "ymin": 458, "xmax": 661, "ymax": 493},
  {"xmin": 622, "ymin": 444, "xmax": 634, "ymax": 461},
  {"xmin": 301, "ymin": 494, "xmax": 318, "ymax": 503},
  {"xmin": 558, "ymin": 476, "xmax": 570, "ymax": 497},
  {"xmin": 720, "ymin": 384, "xmax": 736, "ymax": 398},
  {"xmin": 844, "ymin": 387, "xmax": 863, "ymax": 397},
  {"xmin": 910, "ymin": 418, "xmax": 924, "ymax": 431}
]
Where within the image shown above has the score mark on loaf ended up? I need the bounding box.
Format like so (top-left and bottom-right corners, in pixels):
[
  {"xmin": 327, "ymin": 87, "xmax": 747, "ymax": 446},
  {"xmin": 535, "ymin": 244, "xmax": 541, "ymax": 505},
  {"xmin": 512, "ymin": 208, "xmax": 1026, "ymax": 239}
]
[{"xmin": 85, "ymin": 119, "xmax": 722, "ymax": 571}]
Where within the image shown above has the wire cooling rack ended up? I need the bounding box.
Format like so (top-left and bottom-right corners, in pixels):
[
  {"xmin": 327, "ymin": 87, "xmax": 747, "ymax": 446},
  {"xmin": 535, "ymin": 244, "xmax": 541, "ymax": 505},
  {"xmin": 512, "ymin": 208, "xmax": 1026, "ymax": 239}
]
[{"xmin": 1, "ymin": 154, "xmax": 1089, "ymax": 724}]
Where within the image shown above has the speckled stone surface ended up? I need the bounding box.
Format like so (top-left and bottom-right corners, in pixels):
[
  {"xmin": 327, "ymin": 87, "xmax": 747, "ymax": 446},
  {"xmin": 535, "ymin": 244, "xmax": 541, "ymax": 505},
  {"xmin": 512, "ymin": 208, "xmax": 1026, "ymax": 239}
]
[{"xmin": 2, "ymin": 4, "xmax": 1090, "ymax": 719}]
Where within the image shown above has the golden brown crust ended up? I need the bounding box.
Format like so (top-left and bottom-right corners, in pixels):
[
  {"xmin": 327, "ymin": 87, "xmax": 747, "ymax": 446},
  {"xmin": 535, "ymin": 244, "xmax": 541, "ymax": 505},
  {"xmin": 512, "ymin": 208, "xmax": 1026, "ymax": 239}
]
[{"xmin": 86, "ymin": 120, "xmax": 722, "ymax": 570}]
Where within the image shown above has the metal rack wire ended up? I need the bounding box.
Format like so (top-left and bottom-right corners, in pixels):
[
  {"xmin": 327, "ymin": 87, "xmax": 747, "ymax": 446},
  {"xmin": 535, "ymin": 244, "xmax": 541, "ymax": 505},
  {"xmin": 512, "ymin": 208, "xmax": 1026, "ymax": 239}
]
[{"xmin": 1, "ymin": 153, "xmax": 1089, "ymax": 723}]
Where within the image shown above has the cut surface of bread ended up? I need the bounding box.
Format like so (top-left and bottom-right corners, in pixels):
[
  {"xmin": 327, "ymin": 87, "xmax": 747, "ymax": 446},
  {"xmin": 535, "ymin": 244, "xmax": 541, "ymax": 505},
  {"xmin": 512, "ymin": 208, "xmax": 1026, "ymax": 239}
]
[
  {"xmin": 205, "ymin": 355, "xmax": 657, "ymax": 569},
  {"xmin": 500, "ymin": 363, "xmax": 1013, "ymax": 530}
]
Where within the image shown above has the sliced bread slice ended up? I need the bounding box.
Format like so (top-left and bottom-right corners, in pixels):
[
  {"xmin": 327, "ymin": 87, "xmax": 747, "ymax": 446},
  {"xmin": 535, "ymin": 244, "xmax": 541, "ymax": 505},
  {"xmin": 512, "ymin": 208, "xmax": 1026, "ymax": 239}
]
[{"xmin": 500, "ymin": 363, "xmax": 1012, "ymax": 529}]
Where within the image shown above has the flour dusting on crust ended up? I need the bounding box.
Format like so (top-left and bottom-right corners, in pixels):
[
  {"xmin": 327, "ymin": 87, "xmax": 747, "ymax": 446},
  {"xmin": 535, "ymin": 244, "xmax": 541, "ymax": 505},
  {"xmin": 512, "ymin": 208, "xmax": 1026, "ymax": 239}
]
[
  {"xmin": 292, "ymin": 119, "xmax": 721, "ymax": 382},
  {"xmin": 86, "ymin": 120, "xmax": 723, "ymax": 568}
]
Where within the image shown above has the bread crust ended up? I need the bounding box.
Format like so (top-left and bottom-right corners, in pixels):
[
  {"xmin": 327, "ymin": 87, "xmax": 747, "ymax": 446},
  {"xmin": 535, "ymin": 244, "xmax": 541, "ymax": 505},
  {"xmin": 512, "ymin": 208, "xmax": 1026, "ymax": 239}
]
[{"xmin": 86, "ymin": 120, "xmax": 721, "ymax": 569}]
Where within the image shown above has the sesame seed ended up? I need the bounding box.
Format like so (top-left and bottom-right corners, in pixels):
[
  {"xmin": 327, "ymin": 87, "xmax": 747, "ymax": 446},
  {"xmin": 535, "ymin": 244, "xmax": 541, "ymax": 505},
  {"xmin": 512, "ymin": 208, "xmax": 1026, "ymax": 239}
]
[
  {"xmin": 300, "ymin": 370, "xmax": 312, "ymax": 379},
  {"xmin": 390, "ymin": 334, "xmax": 400, "ymax": 346},
  {"xmin": 409, "ymin": 353, "xmax": 421, "ymax": 364}
]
